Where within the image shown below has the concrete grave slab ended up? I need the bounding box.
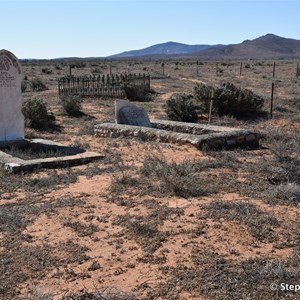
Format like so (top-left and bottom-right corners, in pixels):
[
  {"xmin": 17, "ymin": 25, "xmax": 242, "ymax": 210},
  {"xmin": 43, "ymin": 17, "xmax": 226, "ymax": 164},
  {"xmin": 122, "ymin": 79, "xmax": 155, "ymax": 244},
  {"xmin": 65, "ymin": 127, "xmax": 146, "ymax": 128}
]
[{"xmin": 0, "ymin": 139, "xmax": 103, "ymax": 173}]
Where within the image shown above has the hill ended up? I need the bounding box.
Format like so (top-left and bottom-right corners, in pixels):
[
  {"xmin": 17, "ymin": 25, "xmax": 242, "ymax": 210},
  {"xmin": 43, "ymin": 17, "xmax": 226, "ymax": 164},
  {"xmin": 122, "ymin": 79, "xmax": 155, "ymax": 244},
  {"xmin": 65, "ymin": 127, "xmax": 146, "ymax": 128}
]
[
  {"xmin": 189, "ymin": 34, "xmax": 300, "ymax": 59},
  {"xmin": 109, "ymin": 41, "xmax": 224, "ymax": 58},
  {"xmin": 20, "ymin": 34, "xmax": 300, "ymax": 61},
  {"xmin": 110, "ymin": 34, "xmax": 300, "ymax": 60}
]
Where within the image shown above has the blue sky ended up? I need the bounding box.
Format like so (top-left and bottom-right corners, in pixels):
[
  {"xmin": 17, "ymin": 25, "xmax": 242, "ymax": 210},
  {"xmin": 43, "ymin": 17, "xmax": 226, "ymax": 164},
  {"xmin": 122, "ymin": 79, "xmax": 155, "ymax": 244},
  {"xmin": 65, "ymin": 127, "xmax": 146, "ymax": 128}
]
[{"xmin": 1, "ymin": 0, "xmax": 299, "ymax": 59}]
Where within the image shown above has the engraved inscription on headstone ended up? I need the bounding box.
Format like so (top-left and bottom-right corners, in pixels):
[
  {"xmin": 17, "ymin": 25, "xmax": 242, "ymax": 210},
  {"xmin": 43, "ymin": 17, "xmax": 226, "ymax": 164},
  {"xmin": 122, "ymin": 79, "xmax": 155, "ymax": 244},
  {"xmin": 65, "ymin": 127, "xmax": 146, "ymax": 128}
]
[
  {"xmin": 0, "ymin": 73, "xmax": 17, "ymax": 88},
  {"xmin": 0, "ymin": 49, "xmax": 24, "ymax": 141},
  {"xmin": 115, "ymin": 99, "xmax": 151, "ymax": 127}
]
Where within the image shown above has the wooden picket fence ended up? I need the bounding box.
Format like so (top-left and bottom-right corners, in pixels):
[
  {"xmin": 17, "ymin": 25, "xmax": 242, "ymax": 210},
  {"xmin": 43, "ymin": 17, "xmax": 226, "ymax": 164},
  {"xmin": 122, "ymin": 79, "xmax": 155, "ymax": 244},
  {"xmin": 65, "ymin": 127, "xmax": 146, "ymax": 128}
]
[{"xmin": 58, "ymin": 73, "xmax": 150, "ymax": 97}]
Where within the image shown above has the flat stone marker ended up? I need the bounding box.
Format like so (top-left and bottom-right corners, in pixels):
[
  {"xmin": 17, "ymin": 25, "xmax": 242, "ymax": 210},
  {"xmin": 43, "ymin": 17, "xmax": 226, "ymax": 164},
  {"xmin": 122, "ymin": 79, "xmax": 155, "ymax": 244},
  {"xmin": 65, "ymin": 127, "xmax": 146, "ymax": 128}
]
[
  {"xmin": 0, "ymin": 49, "xmax": 24, "ymax": 141},
  {"xmin": 115, "ymin": 99, "xmax": 151, "ymax": 127}
]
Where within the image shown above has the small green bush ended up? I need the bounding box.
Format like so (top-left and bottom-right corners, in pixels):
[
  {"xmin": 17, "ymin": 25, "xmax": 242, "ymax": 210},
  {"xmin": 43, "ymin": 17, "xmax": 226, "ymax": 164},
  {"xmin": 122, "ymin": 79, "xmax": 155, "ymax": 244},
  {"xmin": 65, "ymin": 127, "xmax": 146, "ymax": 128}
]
[
  {"xmin": 140, "ymin": 155, "xmax": 208, "ymax": 198},
  {"xmin": 193, "ymin": 83, "xmax": 213, "ymax": 113},
  {"xmin": 22, "ymin": 99, "xmax": 55, "ymax": 130},
  {"xmin": 42, "ymin": 68, "xmax": 52, "ymax": 74},
  {"xmin": 30, "ymin": 78, "xmax": 48, "ymax": 92},
  {"xmin": 123, "ymin": 82, "xmax": 148, "ymax": 101},
  {"xmin": 21, "ymin": 80, "xmax": 28, "ymax": 93},
  {"xmin": 165, "ymin": 93, "xmax": 199, "ymax": 123},
  {"xmin": 194, "ymin": 82, "xmax": 265, "ymax": 119},
  {"xmin": 60, "ymin": 95, "xmax": 82, "ymax": 116}
]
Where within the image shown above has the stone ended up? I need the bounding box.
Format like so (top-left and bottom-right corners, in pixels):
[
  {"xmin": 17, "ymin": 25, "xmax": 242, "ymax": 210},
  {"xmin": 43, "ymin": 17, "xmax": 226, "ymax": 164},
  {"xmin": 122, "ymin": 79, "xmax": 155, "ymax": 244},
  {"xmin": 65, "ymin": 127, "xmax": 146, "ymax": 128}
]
[
  {"xmin": 0, "ymin": 49, "xmax": 24, "ymax": 141},
  {"xmin": 289, "ymin": 195, "xmax": 300, "ymax": 202},
  {"xmin": 94, "ymin": 120, "xmax": 261, "ymax": 150},
  {"xmin": 115, "ymin": 99, "xmax": 151, "ymax": 127}
]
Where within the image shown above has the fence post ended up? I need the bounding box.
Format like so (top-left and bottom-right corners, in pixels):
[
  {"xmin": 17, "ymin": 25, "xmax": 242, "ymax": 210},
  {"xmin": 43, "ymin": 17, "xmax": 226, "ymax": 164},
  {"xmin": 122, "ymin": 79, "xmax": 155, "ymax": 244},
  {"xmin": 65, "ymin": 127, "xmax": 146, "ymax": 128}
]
[
  {"xmin": 270, "ymin": 63, "xmax": 276, "ymax": 118},
  {"xmin": 58, "ymin": 80, "xmax": 61, "ymax": 96},
  {"xmin": 297, "ymin": 63, "xmax": 299, "ymax": 78},
  {"xmin": 162, "ymin": 62, "xmax": 165, "ymax": 76},
  {"xmin": 208, "ymin": 89, "xmax": 214, "ymax": 124},
  {"xmin": 240, "ymin": 62, "xmax": 243, "ymax": 76},
  {"xmin": 67, "ymin": 77, "xmax": 70, "ymax": 96},
  {"xmin": 216, "ymin": 63, "xmax": 219, "ymax": 76},
  {"xmin": 270, "ymin": 82, "xmax": 275, "ymax": 119},
  {"xmin": 196, "ymin": 60, "xmax": 199, "ymax": 76}
]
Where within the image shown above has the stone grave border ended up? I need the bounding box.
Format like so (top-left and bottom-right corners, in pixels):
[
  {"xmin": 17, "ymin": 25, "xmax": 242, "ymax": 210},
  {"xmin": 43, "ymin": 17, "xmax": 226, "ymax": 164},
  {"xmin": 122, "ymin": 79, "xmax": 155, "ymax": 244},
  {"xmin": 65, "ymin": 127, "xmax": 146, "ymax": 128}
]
[
  {"xmin": 0, "ymin": 139, "xmax": 103, "ymax": 173},
  {"xmin": 94, "ymin": 119, "xmax": 260, "ymax": 150}
]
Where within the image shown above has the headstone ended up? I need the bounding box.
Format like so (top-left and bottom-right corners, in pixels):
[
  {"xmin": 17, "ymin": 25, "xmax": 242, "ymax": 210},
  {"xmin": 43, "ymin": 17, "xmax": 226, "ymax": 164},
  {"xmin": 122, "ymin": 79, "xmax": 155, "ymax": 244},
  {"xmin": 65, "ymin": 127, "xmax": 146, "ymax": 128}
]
[
  {"xmin": 0, "ymin": 49, "xmax": 24, "ymax": 141},
  {"xmin": 115, "ymin": 99, "xmax": 151, "ymax": 127}
]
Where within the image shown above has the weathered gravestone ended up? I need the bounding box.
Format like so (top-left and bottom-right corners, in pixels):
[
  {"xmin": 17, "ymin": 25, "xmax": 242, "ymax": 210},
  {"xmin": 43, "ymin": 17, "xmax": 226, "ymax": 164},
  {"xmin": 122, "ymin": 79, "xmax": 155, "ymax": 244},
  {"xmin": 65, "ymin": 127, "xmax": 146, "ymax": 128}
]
[
  {"xmin": 115, "ymin": 99, "xmax": 151, "ymax": 127},
  {"xmin": 0, "ymin": 49, "xmax": 24, "ymax": 141}
]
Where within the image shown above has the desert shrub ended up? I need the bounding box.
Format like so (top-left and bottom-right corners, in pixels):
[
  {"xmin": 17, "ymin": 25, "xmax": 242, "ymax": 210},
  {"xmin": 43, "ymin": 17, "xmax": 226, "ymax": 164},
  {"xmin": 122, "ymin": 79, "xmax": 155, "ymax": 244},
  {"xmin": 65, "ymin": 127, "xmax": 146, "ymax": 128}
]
[
  {"xmin": 165, "ymin": 93, "xmax": 199, "ymax": 122},
  {"xmin": 63, "ymin": 290, "xmax": 139, "ymax": 300},
  {"xmin": 109, "ymin": 155, "xmax": 211, "ymax": 198},
  {"xmin": 257, "ymin": 127, "xmax": 300, "ymax": 204},
  {"xmin": 91, "ymin": 68, "xmax": 102, "ymax": 74},
  {"xmin": 201, "ymin": 200, "xmax": 278, "ymax": 242},
  {"xmin": 21, "ymin": 80, "xmax": 28, "ymax": 93},
  {"xmin": 140, "ymin": 155, "xmax": 209, "ymax": 198},
  {"xmin": 194, "ymin": 82, "xmax": 265, "ymax": 119},
  {"xmin": 193, "ymin": 83, "xmax": 213, "ymax": 113},
  {"xmin": 265, "ymin": 130, "xmax": 300, "ymax": 187},
  {"xmin": 159, "ymin": 252, "xmax": 300, "ymax": 300},
  {"xmin": 78, "ymin": 121, "xmax": 95, "ymax": 135},
  {"xmin": 30, "ymin": 78, "xmax": 48, "ymax": 91},
  {"xmin": 274, "ymin": 104, "xmax": 292, "ymax": 113},
  {"xmin": 42, "ymin": 67, "xmax": 52, "ymax": 74},
  {"xmin": 269, "ymin": 183, "xmax": 300, "ymax": 202},
  {"xmin": 60, "ymin": 95, "xmax": 82, "ymax": 116},
  {"xmin": 122, "ymin": 82, "xmax": 148, "ymax": 101},
  {"xmin": 22, "ymin": 99, "xmax": 55, "ymax": 130},
  {"xmin": 72, "ymin": 62, "xmax": 86, "ymax": 68},
  {"xmin": 292, "ymin": 98, "xmax": 300, "ymax": 110}
]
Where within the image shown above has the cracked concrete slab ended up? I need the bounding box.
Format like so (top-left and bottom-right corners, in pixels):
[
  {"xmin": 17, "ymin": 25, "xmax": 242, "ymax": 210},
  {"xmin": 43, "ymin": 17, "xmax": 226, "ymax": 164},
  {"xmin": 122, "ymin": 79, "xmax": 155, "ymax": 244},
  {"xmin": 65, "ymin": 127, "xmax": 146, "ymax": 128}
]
[{"xmin": 0, "ymin": 139, "xmax": 104, "ymax": 173}]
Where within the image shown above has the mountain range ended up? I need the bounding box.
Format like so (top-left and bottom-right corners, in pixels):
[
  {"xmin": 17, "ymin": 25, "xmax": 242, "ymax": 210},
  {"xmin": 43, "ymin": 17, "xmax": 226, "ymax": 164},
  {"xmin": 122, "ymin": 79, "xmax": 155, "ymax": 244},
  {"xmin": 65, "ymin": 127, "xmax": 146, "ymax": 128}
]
[
  {"xmin": 110, "ymin": 34, "xmax": 300, "ymax": 59},
  {"xmin": 110, "ymin": 42, "xmax": 225, "ymax": 58}
]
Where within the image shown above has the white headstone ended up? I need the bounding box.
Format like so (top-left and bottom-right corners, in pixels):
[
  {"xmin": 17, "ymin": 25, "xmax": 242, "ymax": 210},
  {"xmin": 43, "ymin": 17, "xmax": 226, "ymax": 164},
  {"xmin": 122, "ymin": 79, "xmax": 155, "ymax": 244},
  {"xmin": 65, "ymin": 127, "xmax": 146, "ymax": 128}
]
[
  {"xmin": 0, "ymin": 49, "xmax": 24, "ymax": 141},
  {"xmin": 115, "ymin": 99, "xmax": 151, "ymax": 127}
]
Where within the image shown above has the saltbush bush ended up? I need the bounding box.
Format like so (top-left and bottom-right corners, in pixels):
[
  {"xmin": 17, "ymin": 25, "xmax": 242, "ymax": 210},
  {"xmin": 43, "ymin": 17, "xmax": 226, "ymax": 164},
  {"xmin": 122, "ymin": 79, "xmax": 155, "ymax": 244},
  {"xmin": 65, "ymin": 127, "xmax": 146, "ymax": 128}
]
[
  {"xmin": 42, "ymin": 68, "xmax": 52, "ymax": 74},
  {"xmin": 194, "ymin": 82, "xmax": 265, "ymax": 119},
  {"xmin": 123, "ymin": 82, "xmax": 148, "ymax": 101},
  {"xmin": 165, "ymin": 93, "xmax": 199, "ymax": 122},
  {"xmin": 141, "ymin": 155, "xmax": 208, "ymax": 198},
  {"xmin": 60, "ymin": 95, "xmax": 82, "ymax": 116},
  {"xmin": 22, "ymin": 99, "xmax": 55, "ymax": 129},
  {"xmin": 21, "ymin": 80, "xmax": 28, "ymax": 93},
  {"xmin": 30, "ymin": 78, "xmax": 48, "ymax": 92}
]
